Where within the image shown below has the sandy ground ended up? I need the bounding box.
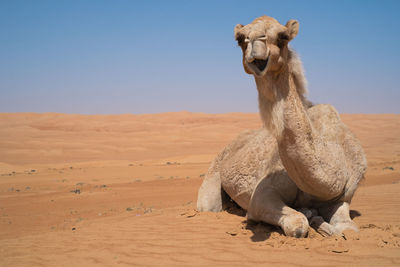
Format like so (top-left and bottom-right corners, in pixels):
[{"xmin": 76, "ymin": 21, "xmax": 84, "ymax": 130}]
[{"xmin": 0, "ymin": 112, "xmax": 399, "ymax": 266}]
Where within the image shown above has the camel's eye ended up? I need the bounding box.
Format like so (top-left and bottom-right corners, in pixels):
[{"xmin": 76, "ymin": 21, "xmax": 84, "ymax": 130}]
[
  {"xmin": 236, "ymin": 33, "xmax": 246, "ymax": 46},
  {"xmin": 277, "ymin": 32, "xmax": 290, "ymax": 47},
  {"xmin": 278, "ymin": 32, "xmax": 289, "ymax": 41}
]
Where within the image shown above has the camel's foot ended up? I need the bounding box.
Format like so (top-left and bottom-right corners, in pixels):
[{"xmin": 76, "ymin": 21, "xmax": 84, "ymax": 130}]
[
  {"xmin": 280, "ymin": 212, "xmax": 309, "ymax": 238},
  {"xmin": 318, "ymin": 201, "xmax": 359, "ymax": 235},
  {"xmin": 309, "ymin": 216, "xmax": 359, "ymax": 236},
  {"xmin": 309, "ymin": 216, "xmax": 338, "ymax": 236},
  {"xmin": 333, "ymin": 220, "xmax": 359, "ymax": 233},
  {"xmin": 298, "ymin": 207, "xmax": 318, "ymax": 220}
]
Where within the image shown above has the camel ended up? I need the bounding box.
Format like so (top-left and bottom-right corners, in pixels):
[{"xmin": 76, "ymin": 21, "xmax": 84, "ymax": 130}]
[{"xmin": 197, "ymin": 15, "xmax": 367, "ymax": 238}]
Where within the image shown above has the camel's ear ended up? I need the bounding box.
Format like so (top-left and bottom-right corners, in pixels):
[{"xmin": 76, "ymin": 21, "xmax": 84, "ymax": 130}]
[
  {"xmin": 234, "ymin": 24, "xmax": 245, "ymax": 46},
  {"xmin": 285, "ymin": 19, "xmax": 299, "ymax": 41}
]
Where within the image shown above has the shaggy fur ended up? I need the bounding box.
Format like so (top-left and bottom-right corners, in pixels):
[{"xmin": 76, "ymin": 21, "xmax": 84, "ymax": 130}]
[{"xmin": 197, "ymin": 15, "xmax": 367, "ymax": 238}]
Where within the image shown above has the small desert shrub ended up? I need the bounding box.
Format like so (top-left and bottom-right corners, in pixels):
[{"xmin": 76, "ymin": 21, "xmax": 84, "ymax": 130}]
[
  {"xmin": 383, "ymin": 166, "xmax": 394, "ymax": 171},
  {"xmin": 70, "ymin": 189, "xmax": 81, "ymax": 194}
]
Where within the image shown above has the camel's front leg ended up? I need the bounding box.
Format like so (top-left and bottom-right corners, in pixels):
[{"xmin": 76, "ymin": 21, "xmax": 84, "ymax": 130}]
[
  {"xmin": 319, "ymin": 201, "xmax": 359, "ymax": 234},
  {"xmin": 309, "ymin": 216, "xmax": 339, "ymax": 236},
  {"xmin": 247, "ymin": 186, "xmax": 309, "ymax": 238}
]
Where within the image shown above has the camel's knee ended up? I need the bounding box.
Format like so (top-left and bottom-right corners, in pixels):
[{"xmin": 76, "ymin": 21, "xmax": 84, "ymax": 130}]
[
  {"xmin": 280, "ymin": 212, "xmax": 309, "ymax": 238},
  {"xmin": 329, "ymin": 202, "xmax": 359, "ymax": 233},
  {"xmin": 319, "ymin": 202, "xmax": 354, "ymax": 225},
  {"xmin": 317, "ymin": 202, "xmax": 359, "ymax": 235},
  {"xmin": 197, "ymin": 173, "xmax": 223, "ymax": 212}
]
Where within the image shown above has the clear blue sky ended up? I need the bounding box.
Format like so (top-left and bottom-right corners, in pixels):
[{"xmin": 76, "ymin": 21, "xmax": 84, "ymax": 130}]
[{"xmin": 1, "ymin": 0, "xmax": 399, "ymax": 114}]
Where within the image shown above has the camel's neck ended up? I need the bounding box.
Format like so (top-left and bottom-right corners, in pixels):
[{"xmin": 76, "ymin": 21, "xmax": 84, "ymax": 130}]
[
  {"xmin": 255, "ymin": 60, "xmax": 309, "ymax": 141},
  {"xmin": 256, "ymin": 57, "xmax": 346, "ymax": 200}
]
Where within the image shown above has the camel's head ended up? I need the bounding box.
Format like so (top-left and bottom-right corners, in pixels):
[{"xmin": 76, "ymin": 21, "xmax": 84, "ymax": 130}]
[{"xmin": 234, "ymin": 16, "xmax": 299, "ymax": 77}]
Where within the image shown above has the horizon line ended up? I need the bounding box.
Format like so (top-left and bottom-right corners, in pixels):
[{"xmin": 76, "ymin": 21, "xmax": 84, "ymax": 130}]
[{"xmin": 0, "ymin": 111, "xmax": 399, "ymax": 116}]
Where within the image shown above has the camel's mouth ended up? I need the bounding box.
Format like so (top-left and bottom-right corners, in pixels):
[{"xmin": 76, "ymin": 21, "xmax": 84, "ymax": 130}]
[
  {"xmin": 248, "ymin": 56, "xmax": 269, "ymax": 76},
  {"xmin": 253, "ymin": 58, "xmax": 269, "ymax": 72}
]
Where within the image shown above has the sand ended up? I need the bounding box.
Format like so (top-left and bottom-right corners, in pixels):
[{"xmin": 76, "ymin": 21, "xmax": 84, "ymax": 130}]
[{"xmin": 0, "ymin": 112, "xmax": 399, "ymax": 266}]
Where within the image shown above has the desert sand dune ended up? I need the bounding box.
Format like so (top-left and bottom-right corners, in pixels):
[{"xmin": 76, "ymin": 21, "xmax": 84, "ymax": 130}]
[{"xmin": 0, "ymin": 112, "xmax": 399, "ymax": 266}]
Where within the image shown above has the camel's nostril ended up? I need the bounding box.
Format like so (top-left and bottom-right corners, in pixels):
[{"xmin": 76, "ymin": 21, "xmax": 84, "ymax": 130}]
[{"xmin": 246, "ymin": 56, "xmax": 255, "ymax": 63}]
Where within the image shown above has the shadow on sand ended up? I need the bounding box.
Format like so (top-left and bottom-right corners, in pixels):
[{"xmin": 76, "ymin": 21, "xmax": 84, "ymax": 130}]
[
  {"xmin": 245, "ymin": 220, "xmax": 283, "ymax": 242},
  {"xmin": 223, "ymin": 195, "xmax": 283, "ymax": 242},
  {"xmin": 350, "ymin": 210, "xmax": 362, "ymax": 219}
]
